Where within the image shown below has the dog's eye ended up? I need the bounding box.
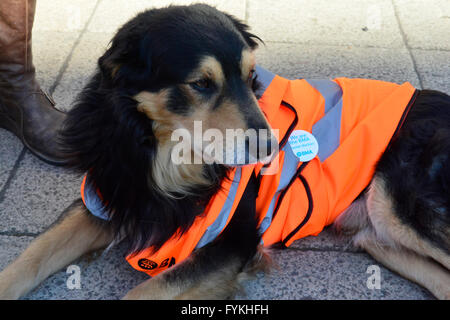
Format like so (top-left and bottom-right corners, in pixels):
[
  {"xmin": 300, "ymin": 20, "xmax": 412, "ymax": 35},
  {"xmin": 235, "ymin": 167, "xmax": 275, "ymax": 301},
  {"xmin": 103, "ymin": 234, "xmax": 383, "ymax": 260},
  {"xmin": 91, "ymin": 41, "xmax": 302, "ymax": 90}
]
[
  {"xmin": 249, "ymin": 69, "xmax": 261, "ymax": 95},
  {"xmin": 191, "ymin": 79, "xmax": 212, "ymax": 92},
  {"xmin": 248, "ymin": 69, "xmax": 259, "ymax": 89},
  {"xmin": 247, "ymin": 69, "xmax": 256, "ymax": 85}
]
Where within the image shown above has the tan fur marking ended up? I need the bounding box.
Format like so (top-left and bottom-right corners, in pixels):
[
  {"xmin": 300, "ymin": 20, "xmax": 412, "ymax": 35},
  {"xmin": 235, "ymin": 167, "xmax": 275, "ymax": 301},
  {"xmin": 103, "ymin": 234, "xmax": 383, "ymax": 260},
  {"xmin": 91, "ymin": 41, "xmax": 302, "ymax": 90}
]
[
  {"xmin": 186, "ymin": 55, "xmax": 224, "ymax": 86},
  {"xmin": 135, "ymin": 90, "xmax": 171, "ymax": 123},
  {"xmin": 135, "ymin": 90, "xmax": 180, "ymax": 148},
  {"xmin": 367, "ymin": 175, "xmax": 450, "ymax": 269},
  {"xmin": 111, "ymin": 64, "xmax": 121, "ymax": 78},
  {"xmin": 334, "ymin": 195, "xmax": 370, "ymax": 236},
  {"xmin": 151, "ymin": 143, "xmax": 207, "ymax": 196},
  {"xmin": 359, "ymin": 175, "xmax": 450, "ymax": 299},
  {"xmin": 203, "ymin": 98, "xmax": 248, "ymax": 133},
  {"xmin": 134, "ymin": 90, "xmax": 211, "ymax": 195},
  {"xmin": 362, "ymin": 237, "xmax": 450, "ymax": 300}
]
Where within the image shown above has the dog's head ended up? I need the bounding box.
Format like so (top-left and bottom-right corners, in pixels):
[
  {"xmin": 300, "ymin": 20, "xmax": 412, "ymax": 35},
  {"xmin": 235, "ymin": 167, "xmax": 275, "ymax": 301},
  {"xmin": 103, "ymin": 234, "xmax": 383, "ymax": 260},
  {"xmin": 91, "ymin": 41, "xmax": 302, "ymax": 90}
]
[{"xmin": 99, "ymin": 4, "xmax": 276, "ymax": 170}]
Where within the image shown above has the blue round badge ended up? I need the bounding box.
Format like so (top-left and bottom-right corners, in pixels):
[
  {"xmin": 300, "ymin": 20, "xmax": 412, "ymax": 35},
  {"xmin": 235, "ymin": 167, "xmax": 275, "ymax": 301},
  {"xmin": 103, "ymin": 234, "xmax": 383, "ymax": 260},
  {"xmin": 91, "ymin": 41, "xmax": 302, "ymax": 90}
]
[{"xmin": 288, "ymin": 130, "xmax": 319, "ymax": 162}]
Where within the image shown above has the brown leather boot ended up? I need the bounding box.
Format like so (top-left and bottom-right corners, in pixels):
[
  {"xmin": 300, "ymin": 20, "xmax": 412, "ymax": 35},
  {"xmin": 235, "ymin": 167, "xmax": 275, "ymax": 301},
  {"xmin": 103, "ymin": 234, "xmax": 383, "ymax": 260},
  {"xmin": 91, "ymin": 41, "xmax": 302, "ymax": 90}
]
[{"xmin": 0, "ymin": 0, "xmax": 67, "ymax": 166}]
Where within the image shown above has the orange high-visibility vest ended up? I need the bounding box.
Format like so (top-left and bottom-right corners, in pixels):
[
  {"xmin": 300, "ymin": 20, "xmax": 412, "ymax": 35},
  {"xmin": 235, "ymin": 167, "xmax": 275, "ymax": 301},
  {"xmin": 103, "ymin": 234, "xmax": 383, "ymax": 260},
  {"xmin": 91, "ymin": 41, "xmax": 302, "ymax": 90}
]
[{"xmin": 81, "ymin": 66, "xmax": 417, "ymax": 276}]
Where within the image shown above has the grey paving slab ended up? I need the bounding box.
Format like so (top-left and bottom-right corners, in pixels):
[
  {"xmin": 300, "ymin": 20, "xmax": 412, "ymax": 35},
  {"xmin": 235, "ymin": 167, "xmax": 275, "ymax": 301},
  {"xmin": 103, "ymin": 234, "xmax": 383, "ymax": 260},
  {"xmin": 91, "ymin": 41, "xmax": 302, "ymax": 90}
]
[
  {"xmin": 87, "ymin": 0, "xmax": 246, "ymax": 34},
  {"xmin": 23, "ymin": 242, "xmax": 149, "ymax": 300},
  {"xmin": 255, "ymin": 42, "xmax": 421, "ymax": 88},
  {"xmin": 34, "ymin": 0, "xmax": 99, "ymax": 33},
  {"xmin": 247, "ymin": 0, "xmax": 405, "ymax": 48},
  {"xmin": 393, "ymin": 0, "xmax": 450, "ymax": 50},
  {"xmin": 0, "ymin": 131, "xmax": 23, "ymax": 191},
  {"xmin": 0, "ymin": 235, "xmax": 34, "ymax": 269},
  {"xmin": 51, "ymin": 32, "xmax": 114, "ymax": 112},
  {"xmin": 0, "ymin": 235, "xmax": 147, "ymax": 300},
  {"xmin": 237, "ymin": 249, "xmax": 434, "ymax": 300},
  {"xmin": 32, "ymin": 31, "xmax": 81, "ymax": 92},
  {"xmin": 0, "ymin": 235, "xmax": 34, "ymax": 271},
  {"xmin": 412, "ymin": 49, "xmax": 450, "ymax": 94},
  {"xmin": 32, "ymin": 0, "xmax": 97, "ymax": 93},
  {"xmin": 0, "ymin": 151, "xmax": 82, "ymax": 234},
  {"xmin": 289, "ymin": 226, "xmax": 359, "ymax": 252}
]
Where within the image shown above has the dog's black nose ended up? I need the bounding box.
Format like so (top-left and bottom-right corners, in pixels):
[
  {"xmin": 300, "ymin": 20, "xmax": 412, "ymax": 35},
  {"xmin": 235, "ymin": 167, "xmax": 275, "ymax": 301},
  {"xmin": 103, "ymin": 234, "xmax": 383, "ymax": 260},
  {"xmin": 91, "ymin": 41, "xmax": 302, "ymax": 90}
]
[
  {"xmin": 257, "ymin": 136, "xmax": 273, "ymax": 158},
  {"xmin": 244, "ymin": 131, "xmax": 278, "ymax": 164}
]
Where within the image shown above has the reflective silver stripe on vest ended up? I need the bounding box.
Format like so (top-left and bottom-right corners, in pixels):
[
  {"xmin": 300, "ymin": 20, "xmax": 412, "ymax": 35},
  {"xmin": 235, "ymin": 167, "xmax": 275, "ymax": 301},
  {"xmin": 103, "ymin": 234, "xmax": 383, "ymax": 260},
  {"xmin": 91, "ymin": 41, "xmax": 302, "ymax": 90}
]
[
  {"xmin": 195, "ymin": 167, "xmax": 242, "ymax": 249},
  {"xmin": 306, "ymin": 79, "xmax": 343, "ymax": 114},
  {"xmin": 308, "ymin": 79, "xmax": 344, "ymax": 162},
  {"xmin": 84, "ymin": 175, "xmax": 110, "ymax": 221}
]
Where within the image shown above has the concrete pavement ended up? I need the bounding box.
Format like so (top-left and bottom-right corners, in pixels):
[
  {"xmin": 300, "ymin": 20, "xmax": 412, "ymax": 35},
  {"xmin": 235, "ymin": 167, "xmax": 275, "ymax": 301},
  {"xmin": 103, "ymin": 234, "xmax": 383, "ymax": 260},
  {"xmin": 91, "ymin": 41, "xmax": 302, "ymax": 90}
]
[{"xmin": 1, "ymin": 0, "xmax": 449, "ymax": 300}]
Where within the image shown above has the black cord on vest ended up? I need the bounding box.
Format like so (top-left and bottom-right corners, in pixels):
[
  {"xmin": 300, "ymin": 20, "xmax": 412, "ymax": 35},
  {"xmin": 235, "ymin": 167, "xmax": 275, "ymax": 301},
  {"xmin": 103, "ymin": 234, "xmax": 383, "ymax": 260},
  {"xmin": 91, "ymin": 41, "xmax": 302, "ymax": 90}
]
[
  {"xmin": 256, "ymin": 100, "xmax": 299, "ymax": 187},
  {"xmin": 279, "ymin": 101, "xmax": 299, "ymax": 149},
  {"xmin": 282, "ymin": 172, "xmax": 314, "ymax": 246}
]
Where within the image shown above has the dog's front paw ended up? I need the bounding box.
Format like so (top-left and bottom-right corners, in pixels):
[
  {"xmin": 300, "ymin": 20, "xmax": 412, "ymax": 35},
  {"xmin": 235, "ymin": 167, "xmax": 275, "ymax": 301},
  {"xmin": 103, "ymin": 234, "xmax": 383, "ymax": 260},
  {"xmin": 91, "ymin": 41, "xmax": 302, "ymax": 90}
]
[
  {"xmin": 122, "ymin": 276, "xmax": 183, "ymax": 300},
  {"xmin": 0, "ymin": 271, "xmax": 20, "ymax": 300},
  {"xmin": 435, "ymin": 286, "xmax": 450, "ymax": 300}
]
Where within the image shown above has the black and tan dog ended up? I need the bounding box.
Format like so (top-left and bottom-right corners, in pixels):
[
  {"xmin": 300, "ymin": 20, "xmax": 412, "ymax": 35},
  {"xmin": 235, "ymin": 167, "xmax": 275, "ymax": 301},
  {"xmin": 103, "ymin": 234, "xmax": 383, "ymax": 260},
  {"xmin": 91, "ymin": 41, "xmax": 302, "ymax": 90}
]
[{"xmin": 0, "ymin": 4, "xmax": 448, "ymax": 299}]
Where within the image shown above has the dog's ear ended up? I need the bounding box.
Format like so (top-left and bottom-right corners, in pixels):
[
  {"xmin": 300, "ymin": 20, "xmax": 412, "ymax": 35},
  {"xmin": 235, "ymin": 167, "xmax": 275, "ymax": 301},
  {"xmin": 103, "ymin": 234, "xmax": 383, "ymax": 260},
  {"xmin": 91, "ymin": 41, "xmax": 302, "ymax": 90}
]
[
  {"xmin": 98, "ymin": 42, "xmax": 124, "ymax": 80},
  {"xmin": 98, "ymin": 33, "xmax": 155, "ymax": 88},
  {"xmin": 224, "ymin": 13, "xmax": 263, "ymax": 49}
]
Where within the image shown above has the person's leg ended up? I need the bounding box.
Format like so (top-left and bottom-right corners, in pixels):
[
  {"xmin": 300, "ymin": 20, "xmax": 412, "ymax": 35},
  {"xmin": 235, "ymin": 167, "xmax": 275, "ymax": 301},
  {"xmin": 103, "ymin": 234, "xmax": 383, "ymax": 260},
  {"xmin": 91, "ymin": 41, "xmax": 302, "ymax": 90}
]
[{"xmin": 0, "ymin": 0, "xmax": 66, "ymax": 165}]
